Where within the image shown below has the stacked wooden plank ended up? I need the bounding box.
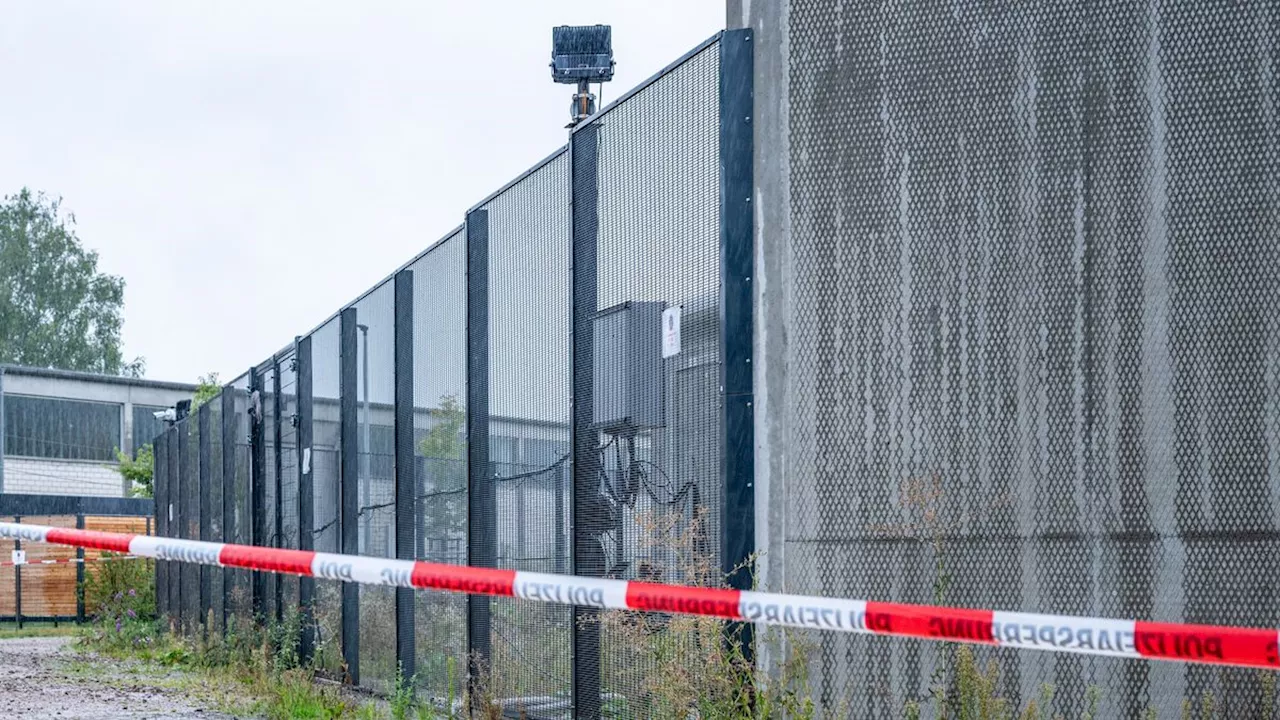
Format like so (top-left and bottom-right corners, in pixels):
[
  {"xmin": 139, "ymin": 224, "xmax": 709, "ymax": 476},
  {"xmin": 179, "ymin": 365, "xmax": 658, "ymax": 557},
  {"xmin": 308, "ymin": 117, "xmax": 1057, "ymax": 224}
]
[{"xmin": 0, "ymin": 515, "xmax": 151, "ymax": 619}]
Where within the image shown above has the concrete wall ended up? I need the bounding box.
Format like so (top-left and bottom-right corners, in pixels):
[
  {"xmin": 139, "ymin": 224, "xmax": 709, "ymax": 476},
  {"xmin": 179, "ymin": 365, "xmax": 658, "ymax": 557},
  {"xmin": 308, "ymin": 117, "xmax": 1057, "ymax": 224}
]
[{"xmin": 733, "ymin": 1, "xmax": 1280, "ymax": 717}]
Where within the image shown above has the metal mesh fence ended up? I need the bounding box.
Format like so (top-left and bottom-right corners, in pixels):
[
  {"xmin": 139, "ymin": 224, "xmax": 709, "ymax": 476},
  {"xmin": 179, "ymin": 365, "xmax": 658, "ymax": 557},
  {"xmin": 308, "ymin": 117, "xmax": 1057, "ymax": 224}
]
[
  {"xmin": 181, "ymin": 416, "xmax": 200, "ymax": 635},
  {"xmin": 309, "ymin": 317, "xmax": 344, "ymax": 676},
  {"xmin": 153, "ymin": 30, "xmax": 756, "ymax": 714},
  {"xmin": 278, "ymin": 351, "xmax": 300, "ymax": 622},
  {"xmin": 779, "ymin": 1, "xmax": 1280, "ymax": 716},
  {"xmin": 207, "ymin": 399, "xmax": 223, "ymax": 633},
  {"xmin": 153, "ymin": 429, "xmax": 168, "ymax": 620},
  {"xmin": 481, "ymin": 149, "xmax": 573, "ymax": 711},
  {"xmin": 409, "ymin": 229, "xmax": 468, "ymax": 698},
  {"xmin": 257, "ymin": 363, "xmax": 279, "ymax": 625},
  {"xmin": 353, "ymin": 280, "xmax": 398, "ymax": 693},
  {"xmin": 573, "ymin": 41, "xmax": 722, "ymax": 717},
  {"xmin": 230, "ymin": 387, "xmax": 252, "ymax": 627}
]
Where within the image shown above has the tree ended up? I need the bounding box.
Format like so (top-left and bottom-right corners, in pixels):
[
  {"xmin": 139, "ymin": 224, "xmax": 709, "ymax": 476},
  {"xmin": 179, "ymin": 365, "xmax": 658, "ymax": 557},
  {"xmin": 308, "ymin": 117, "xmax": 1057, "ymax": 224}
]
[
  {"xmin": 113, "ymin": 373, "xmax": 217, "ymax": 497},
  {"xmin": 417, "ymin": 394, "xmax": 466, "ymax": 554},
  {"xmin": 417, "ymin": 393, "xmax": 465, "ymax": 461},
  {"xmin": 0, "ymin": 188, "xmax": 143, "ymax": 374},
  {"xmin": 117, "ymin": 444, "xmax": 154, "ymax": 498},
  {"xmin": 192, "ymin": 372, "xmax": 220, "ymax": 410}
]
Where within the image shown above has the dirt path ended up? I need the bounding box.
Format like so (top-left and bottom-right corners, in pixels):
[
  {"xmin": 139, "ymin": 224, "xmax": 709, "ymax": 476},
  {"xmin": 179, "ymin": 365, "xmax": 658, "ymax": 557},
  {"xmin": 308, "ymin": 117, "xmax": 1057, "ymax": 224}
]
[{"xmin": 0, "ymin": 636, "xmax": 242, "ymax": 719}]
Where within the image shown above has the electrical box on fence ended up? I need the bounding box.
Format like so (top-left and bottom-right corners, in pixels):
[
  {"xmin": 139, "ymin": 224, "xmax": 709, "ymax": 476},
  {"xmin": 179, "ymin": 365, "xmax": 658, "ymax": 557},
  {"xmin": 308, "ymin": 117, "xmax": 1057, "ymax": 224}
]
[{"xmin": 592, "ymin": 301, "xmax": 666, "ymax": 435}]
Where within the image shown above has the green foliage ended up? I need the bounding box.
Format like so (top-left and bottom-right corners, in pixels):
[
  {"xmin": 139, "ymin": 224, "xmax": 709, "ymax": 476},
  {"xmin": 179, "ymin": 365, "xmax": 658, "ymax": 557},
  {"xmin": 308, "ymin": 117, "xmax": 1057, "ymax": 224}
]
[
  {"xmin": 389, "ymin": 664, "xmax": 418, "ymax": 720},
  {"xmin": 82, "ymin": 612, "xmax": 356, "ymax": 719},
  {"xmin": 0, "ymin": 188, "xmax": 143, "ymax": 374},
  {"xmin": 416, "ymin": 394, "xmax": 467, "ymax": 559},
  {"xmin": 417, "ymin": 394, "xmax": 464, "ymax": 460},
  {"xmin": 192, "ymin": 371, "xmax": 220, "ymax": 410},
  {"xmin": 116, "ymin": 443, "xmax": 154, "ymax": 497},
  {"xmin": 265, "ymin": 670, "xmax": 349, "ymax": 720},
  {"xmin": 81, "ymin": 554, "xmax": 157, "ymax": 653}
]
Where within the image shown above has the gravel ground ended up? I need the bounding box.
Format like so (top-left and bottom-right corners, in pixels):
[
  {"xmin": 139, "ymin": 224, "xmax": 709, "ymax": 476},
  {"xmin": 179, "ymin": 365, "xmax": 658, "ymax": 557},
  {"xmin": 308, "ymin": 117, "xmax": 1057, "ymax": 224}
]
[{"xmin": 0, "ymin": 636, "xmax": 241, "ymax": 719}]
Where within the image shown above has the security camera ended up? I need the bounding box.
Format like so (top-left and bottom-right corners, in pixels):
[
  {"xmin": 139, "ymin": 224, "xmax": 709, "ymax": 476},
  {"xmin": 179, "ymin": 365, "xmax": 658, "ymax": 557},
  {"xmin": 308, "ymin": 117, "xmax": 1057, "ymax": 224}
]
[{"xmin": 153, "ymin": 408, "xmax": 177, "ymax": 423}]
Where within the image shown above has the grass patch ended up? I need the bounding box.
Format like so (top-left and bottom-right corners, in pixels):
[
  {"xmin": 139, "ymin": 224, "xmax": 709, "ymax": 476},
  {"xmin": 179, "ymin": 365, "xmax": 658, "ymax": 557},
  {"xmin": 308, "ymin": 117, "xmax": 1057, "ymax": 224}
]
[
  {"xmin": 0, "ymin": 621, "xmax": 79, "ymax": 639},
  {"xmin": 79, "ymin": 614, "xmax": 362, "ymax": 719}
]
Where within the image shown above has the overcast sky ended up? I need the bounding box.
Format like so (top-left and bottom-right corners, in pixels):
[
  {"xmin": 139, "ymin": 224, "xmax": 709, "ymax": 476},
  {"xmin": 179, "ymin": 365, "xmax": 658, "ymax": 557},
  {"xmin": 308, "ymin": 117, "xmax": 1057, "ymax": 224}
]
[{"xmin": 0, "ymin": 1, "xmax": 722, "ymax": 384}]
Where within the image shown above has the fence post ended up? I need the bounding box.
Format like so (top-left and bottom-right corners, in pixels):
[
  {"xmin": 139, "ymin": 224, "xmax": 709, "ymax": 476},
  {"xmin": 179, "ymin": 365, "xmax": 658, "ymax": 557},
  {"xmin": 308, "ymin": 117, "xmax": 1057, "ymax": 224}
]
[
  {"xmin": 167, "ymin": 427, "xmax": 180, "ymax": 628},
  {"xmin": 221, "ymin": 388, "xmax": 237, "ymax": 632},
  {"xmin": 13, "ymin": 515, "xmax": 21, "ymax": 629},
  {"xmin": 465, "ymin": 208, "xmax": 493, "ymax": 697},
  {"xmin": 154, "ymin": 429, "xmax": 167, "ymax": 622},
  {"xmin": 75, "ymin": 514, "xmax": 85, "ymax": 623},
  {"xmin": 179, "ymin": 414, "xmax": 194, "ymax": 633},
  {"xmin": 297, "ymin": 335, "xmax": 315, "ymax": 665},
  {"xmin": 199, "ymin": 401, "xmax": 213, "ymax": 633},
  {"xmin": 250, "ymin": 367, "xmax": 266, "ymax": 623},
  {"xmin": 272, "ymin": 357, "xmax": 284, "ymax": 626},
  {"xmin": 394, "ymin": 269, "xmax": 416, "ymax": 684},
  {"xmin": 570, "ymin": 114, "xmax": 602, "ymax": 719},
  {"xmin": 340, "ymin": 306, "xmax": 361, "ymax": 686},
  {"xmin": 719, "ymin": 27, "xmax": 757, "ymax": 660}
]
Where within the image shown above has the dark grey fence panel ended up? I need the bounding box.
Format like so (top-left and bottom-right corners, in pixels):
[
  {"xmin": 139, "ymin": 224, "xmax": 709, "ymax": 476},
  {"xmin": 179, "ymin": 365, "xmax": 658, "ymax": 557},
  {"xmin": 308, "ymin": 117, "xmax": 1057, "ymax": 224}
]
[
  {"xmin": 340, "ymin": 307, "xmax": 360, "ymax": 685},
  {"xmin": 478, "ymin": 150, "xmax": 572, "ymax": 712},
  {"xmin": 277, "ymin": 350, "xmax": 299, "ymax": 624},
  {"xmin": 297, "ymin": 335, "xmax": 315, "ymax": 665},
  {"xmin": 180, "ymin": 419, "xmax": 199, "ymax": 635},
  {"xmin": 352, "ymin": 280, "xmax": 398, "ymax": 694},
  {"xmin": 393, "ymin": 269, "xmax": 415, "ymax": 683},
  {"xmin": 249, "ymin": 367, "xmax": 266, "ymax": 621},
  {"xmin": 231, "ymin": 385, "xmax": 252, "ymax": 628},
  {"xmin": 166, "ymin": 426, "xmax": 179, "ymax": 627},
  {"xmin": 220, "ymin": 388, "xmax": 237, "ymax": 631},
  {"xmin": 309, "ymin": 317, "xmax": 345, "ymax": 677},
  {"xmin": 409, "ymin": 229, "xmax": 467, "ymax": 699},
  {"xmin": 198, "ymin": 402, "xmax": 212, "ymax": 631},
  {"xmin": 571, "ymin": 37, "xmax": 724, "ymax": 718},
  {"xmin": 153, "ymin": 431, "xmax": 169, "ymax": 621}
]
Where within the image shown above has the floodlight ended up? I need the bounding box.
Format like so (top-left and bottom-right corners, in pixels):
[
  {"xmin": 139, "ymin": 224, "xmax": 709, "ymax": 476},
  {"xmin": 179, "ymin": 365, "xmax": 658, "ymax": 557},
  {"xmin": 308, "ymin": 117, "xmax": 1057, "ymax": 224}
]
[
  {"xmin": 551, "ymin": 25, "xmax": 615, "ymax": 127},
  {"xmin": 551, "ymin": 25, "xmax": 614, "ymax": 83}
]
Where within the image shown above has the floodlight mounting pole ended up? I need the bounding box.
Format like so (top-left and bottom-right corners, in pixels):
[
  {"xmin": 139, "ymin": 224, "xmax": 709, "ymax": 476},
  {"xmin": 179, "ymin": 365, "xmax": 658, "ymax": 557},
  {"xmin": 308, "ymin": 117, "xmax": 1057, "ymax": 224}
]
[{"xmin": 568, "ymin": 80, "xmax": 596, "ymax": 129}]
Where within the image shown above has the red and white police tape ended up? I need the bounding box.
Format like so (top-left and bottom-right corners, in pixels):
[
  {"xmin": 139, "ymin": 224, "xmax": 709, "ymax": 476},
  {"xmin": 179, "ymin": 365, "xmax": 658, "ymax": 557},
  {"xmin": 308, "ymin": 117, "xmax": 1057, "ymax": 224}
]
[
  {"xmin": 1, "ymin": 520, "xmax": 1275, "ymax": 671},
  {"xmin": 0, "ymin": 554, "xmax": 143, "ymax": 568}
]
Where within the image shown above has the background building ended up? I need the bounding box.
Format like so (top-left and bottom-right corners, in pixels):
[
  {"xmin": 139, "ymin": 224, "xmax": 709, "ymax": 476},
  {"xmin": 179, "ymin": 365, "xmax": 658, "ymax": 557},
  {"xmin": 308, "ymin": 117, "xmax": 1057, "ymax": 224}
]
[{"xmin": 0, "ymin": 365, "xmax": 196, "ymax": 497}]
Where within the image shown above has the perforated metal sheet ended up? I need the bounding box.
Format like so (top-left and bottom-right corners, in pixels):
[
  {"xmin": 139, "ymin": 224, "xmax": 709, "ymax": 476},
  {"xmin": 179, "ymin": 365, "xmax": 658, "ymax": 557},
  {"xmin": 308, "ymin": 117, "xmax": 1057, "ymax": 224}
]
[{"xmin": 783, "ymin": 1, "xmax": 1280, "ymax": 716}]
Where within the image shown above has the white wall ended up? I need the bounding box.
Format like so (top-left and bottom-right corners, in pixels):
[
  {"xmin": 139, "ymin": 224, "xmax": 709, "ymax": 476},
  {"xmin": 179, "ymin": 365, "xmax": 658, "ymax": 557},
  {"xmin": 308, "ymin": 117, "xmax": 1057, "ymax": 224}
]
[{"xmin": 4, "ymin": 457, "xmax": 125, "ymax": 497}]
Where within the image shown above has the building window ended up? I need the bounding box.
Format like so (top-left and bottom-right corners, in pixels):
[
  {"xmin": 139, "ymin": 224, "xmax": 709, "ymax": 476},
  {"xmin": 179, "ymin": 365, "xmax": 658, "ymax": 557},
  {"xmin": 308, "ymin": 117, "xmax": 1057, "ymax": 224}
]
[
  {"xmin": 3, "ymin": 395, "xmax": 121, "ymax": 461},
  {"xmin": 132, "ymin": 405, "xmax": 169, "ymax": 452}
]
